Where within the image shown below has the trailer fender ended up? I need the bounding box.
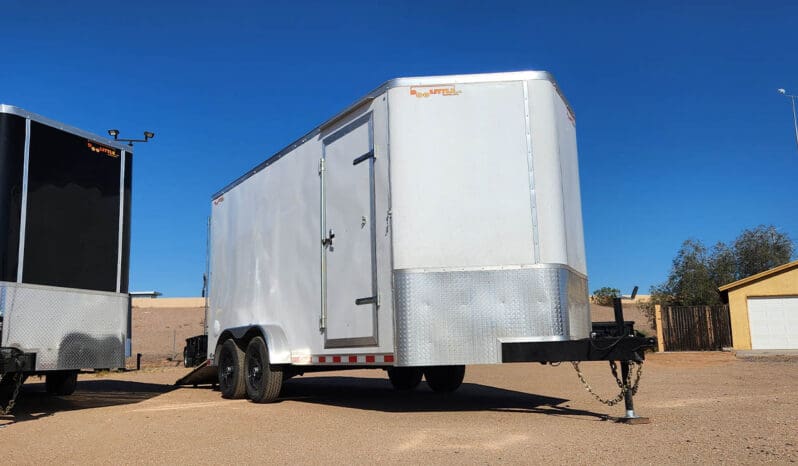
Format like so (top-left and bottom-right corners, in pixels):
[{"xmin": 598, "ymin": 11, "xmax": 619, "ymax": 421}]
[
  {"xmin": 218, "ymin": 325, "xmax": 291, "ymax": 365},
  {"xmin": 257, "ymin": 325, "xmax": 291, "ymax": 364}
]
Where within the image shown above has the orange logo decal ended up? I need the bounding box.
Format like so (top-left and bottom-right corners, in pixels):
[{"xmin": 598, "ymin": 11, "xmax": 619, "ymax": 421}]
[
  {"xmin": 87, "ymin": 141, "xmax": 119, "ymax": 158},
  {"xmin": 409, "ymin": 86, "xmax": 461, "ymax": 98}
]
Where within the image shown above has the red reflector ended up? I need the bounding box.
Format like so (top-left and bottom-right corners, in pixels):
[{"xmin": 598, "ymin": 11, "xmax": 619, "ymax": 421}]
[
  {"xmin": 365, "ymin": 355, "xmax": 375, "ymax": 363},
  {"xmin": 348, "ymin": 356, "xmax": 358, "ymax": 363},
  {"xmin": 384, "ymin": 355, "xmax": 394, "ymax": 363},
  {"xmin": 318, "ymin": 356, "xmax": 326, "ymax": 363},
  {"xmin": 333, "ymin": 356, "xmax": 341, "ymax": 363}
]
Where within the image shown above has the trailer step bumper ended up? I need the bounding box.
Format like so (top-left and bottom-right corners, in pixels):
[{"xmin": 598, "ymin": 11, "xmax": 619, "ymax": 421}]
[
  {"xmin": 501, "ymin": 336, "xmax": 656, "ymax": 363},
  {"xmin": 0, "ymin": 348, "xmax": 36, "ymax": 373}
]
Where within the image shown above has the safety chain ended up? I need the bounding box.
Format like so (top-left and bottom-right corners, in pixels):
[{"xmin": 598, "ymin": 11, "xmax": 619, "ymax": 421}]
[
  {"xmin": 0, "ymin": 373, "xmax": 24, "ymax": 415},
  {"xmin": 571, "ymin": 360, "xmax": 644, "ymax": 407}
]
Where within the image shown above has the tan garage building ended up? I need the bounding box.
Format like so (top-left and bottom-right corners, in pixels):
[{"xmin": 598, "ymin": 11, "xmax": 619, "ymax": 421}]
[{"xmin": 719, "ymin": 260, "xmax": 798, "ymax": 350}]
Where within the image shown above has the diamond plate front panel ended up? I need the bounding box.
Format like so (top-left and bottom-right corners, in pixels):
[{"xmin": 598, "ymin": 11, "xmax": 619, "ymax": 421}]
[
  {"xmin": 394, "ymin": 267, "xmax": 590, "ymax": 365},
  {"xmin": 0, "ymin": 281, "xmax": 129, "ymax": 370}
]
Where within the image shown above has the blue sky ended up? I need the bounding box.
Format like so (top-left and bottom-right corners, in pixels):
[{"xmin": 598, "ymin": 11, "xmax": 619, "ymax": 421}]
[{"xmin": 2, "ymin": 1, "xmax": 796, "ymax": 296}]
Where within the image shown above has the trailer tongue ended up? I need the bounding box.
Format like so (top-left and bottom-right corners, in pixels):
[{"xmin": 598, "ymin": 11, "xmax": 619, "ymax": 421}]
[{"xmin": 178, "ymin": 71, "xmax": 656, "ymax": 421}]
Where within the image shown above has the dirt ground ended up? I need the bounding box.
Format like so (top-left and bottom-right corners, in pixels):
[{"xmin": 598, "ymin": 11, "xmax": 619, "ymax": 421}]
[
  {"xmin": 2, "ymin": 304, "xmax": 794, "ymax": 463},
  {"xmin": 2, "ymin": 352, "xmax": 796, "ymax": 464}
]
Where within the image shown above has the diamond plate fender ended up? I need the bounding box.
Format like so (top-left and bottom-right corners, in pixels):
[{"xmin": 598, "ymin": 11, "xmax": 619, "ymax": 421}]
[
  {"xmin": 393, "ymin": 265, "xmax": 590, "ymax": 366},
  {"xmin": 0, "ymin": 281, "xmax": 128, "ymax": 371}
]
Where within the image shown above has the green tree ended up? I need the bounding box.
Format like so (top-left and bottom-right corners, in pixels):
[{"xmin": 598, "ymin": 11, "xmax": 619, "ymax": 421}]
[
  {"xmin": 733, "ymin": 225, "xmax": 793, "ymax": 279},
  {"xmin": 591, "ymin": 287, "xmax": 620, "ymax": 306},
  {"xmin": 663, "ymin": 239, "xmax": 719, "ymax": 305},
  {"xmin": 708, "ymin": 241, "xmax": 736, "ymax": 289},
  {"xmin": 650, "ymin": 225, "xmax": 794, "ymax": 307}
]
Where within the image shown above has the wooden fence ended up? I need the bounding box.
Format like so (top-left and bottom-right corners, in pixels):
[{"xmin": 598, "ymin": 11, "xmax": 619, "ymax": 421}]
[{"xmin": 655, "ymin": 305, "xmax": 732, "ymax": 351}]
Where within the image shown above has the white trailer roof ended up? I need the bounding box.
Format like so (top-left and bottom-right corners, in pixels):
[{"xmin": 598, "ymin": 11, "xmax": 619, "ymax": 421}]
[{"xmin": 213, "ymin": 70, "xmax": 571, "ymax": 199}]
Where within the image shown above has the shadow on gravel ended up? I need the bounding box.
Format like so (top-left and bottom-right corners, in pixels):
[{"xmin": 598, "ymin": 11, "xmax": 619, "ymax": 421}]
[
  {"xmin": 280, "ymin": 376, "xmax": 607, "ymax": 421},
  {"xmin": 1, "ymin": 379, "xmax": 175, "ymax": 426}
]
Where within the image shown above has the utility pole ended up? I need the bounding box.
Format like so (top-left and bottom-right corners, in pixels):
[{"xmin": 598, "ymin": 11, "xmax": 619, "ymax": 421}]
[{"xmin": 777, "ymin": 88, "xmax": 798, "ymax": 153}]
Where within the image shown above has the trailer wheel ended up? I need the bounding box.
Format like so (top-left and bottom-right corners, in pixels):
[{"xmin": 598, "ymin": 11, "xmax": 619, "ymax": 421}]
[
  {"xmin": 244, "ymin": 337, "xmax": 283, "ymax": 403},
  {"xmin": 218, "ymin": 339, "xmax": 246, "ymax": 399},
  {"xmin": 387, "ymin": 367, "xmax": 423, "ymax": 390},
  {"xmin": 424, "ymin": 365, "xmax": 466, "ymax": 393},
  {"xmin": 45, "ymin": 371, "xmax": 78, "ymax": 396}
]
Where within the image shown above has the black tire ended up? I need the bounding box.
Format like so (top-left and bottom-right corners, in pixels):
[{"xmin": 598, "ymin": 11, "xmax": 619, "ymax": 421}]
[
  {"xmin": 183, "ymin": 347, "xmax": 191, "ymax": 368},
  {"xmin": 424, "ymin": 365, "xmax": 466, "ymax": 393},
  {"xmin": 46, "ymin": 371, "xmax": 78, "ymax": 396},
  {"xmin": 387, "ymin": 367, "xmax": 423, "ymax": 390},
  {"xmin": 244, "ymin": 337, "xmax": 283, "ymax": 403},
  {"xmin": 217, "ymin": 339, "xmax": 246, "ymax": 399}
]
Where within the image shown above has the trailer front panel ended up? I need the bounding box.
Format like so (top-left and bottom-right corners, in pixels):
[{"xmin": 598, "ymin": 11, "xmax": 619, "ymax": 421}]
[
  {"xmin": 0, "ymin": 105, "xmax": 132, "ymax": 372},
  {"xmin": 388, "ymin": 77, "xmax": 589, "ymax": 366}
]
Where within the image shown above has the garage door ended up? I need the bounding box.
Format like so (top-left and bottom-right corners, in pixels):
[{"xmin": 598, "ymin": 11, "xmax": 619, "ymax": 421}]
[{"xmin": 747, "ymin": 297, "xmax": 798, "ymax": 349}]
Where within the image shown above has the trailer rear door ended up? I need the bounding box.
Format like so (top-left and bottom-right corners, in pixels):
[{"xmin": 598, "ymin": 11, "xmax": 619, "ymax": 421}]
[{"xmin": 321, "ymin": 114, "xmax": 377, "ymax": 348}]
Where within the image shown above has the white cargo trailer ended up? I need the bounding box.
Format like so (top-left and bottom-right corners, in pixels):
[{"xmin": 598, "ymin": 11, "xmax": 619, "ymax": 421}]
[{"xmin": 181, "ymin": 71, "xmax": 653, "ymax": 409}]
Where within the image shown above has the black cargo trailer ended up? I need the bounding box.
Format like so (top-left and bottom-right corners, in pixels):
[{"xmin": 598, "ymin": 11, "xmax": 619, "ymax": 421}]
[{"xmin": 0, "ymin": 105, "xmax": 133, "ymax": 406}]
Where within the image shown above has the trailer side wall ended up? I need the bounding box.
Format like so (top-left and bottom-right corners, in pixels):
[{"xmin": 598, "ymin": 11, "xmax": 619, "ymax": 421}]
[{"xmin": 208, "ymin": 98, "xmax": 395, "ymax": 361}]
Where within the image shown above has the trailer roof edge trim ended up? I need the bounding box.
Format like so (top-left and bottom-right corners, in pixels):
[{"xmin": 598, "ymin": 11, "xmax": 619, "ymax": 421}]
[
  {"xmin": 0, "ymin": 104, "xmax": 133, "ymax": 153},
  {"xmin": 212, "ymin": 70, "xmax": 570, "ymax": 200}
]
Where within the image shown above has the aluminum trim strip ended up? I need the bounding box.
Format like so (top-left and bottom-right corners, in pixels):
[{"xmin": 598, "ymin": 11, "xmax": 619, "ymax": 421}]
[
  {"xmin": 385, "ymin": 91, "xmax": 398, "ymax": 360},
  {"xmin": 115, "ymin": 150, "xmax": 126, "ymax": 292},
  {"xmin": 319, "ymin": 147, "xmax": 327, "ymax": 332},
  {"xmin": 368, "ymin": 115, "xmax": 378, "ymax": 343},
  {"xmin": 497, "ymin": 336, "xmax": 569, "ymax": 343},
  {"xmin": 522, "ymin": 81, "xmax": 541, "ymax": 263},
  {"xmin": 0, "ymin": 105, "xmax": 134, "ymax": 152},
  {"xmin": 211, "ymin": 70, "xmax": 569, "ymax": 199},
  {"xmin": 394, "ymin": 263, "xmax": 587, "ymax": 280},
  {"xmin": 0, "ymin": 280, "xmax": 130, "ymax": 299},
  {"xmin": 16, "ymin": 118, "xmax": 31, "ymax": 282}
]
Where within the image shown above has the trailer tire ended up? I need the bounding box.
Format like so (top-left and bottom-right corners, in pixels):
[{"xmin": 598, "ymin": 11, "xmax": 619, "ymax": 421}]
[
  {"xmin": 387, "ymin": 367, "xmax": 423, "ymax": 390},
  {"xmin": 424, "ymin": 365, "xmax": 465, "ymax": 393},
  {"xmin": 218, "ymin": 339, "xmax": 246, "ymax": 399},
  {"xmin": 244, "ymin": 337, "xmax": 283, "ymax": 403},
  {"xmin": 45, "ymin": 371, "xmax": 78, "ymax": 396}
]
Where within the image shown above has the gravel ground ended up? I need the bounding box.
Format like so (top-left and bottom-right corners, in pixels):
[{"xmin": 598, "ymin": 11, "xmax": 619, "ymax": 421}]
[{"xmin": 2, "ymin": 352, "xmax": 796, "ymax": 464}]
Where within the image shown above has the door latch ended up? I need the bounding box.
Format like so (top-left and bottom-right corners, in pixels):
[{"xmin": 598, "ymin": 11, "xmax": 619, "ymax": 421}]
[{"xmin": 322, "ymin": 228, "xmax": 335, "ymax": 246}]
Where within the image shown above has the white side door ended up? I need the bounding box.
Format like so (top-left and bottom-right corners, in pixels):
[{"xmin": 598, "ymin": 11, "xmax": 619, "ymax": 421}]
[{"xmin": 321, "ymin": 114, "xmax": 377, "ymax": 348}]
